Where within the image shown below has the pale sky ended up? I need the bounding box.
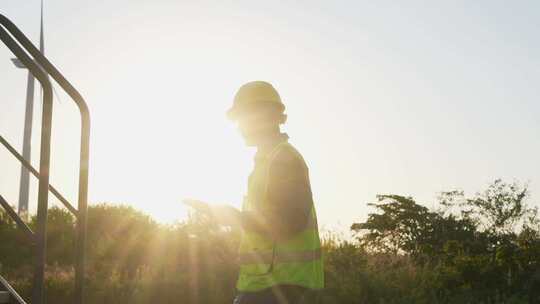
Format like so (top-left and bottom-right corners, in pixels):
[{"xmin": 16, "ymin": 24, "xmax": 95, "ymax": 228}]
[{"xmin": 1, "ymin": 1, "xmax": 539, "ymax": 234}]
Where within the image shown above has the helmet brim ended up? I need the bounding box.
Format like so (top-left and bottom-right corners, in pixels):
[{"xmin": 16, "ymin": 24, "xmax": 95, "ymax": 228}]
[{"xmin": 227, "ymin": 101, "xmax": 284, "ymax": 121}]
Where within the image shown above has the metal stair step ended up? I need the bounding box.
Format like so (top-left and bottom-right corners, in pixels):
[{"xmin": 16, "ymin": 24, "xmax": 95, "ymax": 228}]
[{"xmin": 0, "ymin": 291, "xmax": 9, "ymax": 304}]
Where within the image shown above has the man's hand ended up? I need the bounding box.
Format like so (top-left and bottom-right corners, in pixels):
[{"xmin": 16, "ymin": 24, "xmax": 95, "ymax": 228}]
[
  {"xmin": 183, "ymin": 199, "xmax": 211, "ymax": 213},
  {"xmin": 183, "ymin": 199, "xmax": 241, "ymax": 227},
  {"xmin": 211, "ymin": 205, "xmax": 241, "ymax": 227}
]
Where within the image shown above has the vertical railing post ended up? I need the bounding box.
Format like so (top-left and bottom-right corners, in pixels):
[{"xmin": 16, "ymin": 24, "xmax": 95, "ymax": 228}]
[
  {"xmin": 31, "ymin": 81, "xmax": 53, "ymax": 304},
  {"xmin": 75, "ymin": 115, "xmax": 90, "ymax": 304}
]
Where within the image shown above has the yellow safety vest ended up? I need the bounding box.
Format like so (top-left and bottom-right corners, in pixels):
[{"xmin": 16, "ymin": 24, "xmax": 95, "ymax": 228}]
[{"xmin": 236, "ymin": 141, "xmax": 324, "ymax": 292}]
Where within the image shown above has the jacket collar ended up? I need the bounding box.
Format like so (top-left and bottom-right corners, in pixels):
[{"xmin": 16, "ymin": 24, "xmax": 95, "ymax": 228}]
[{"xmin": 254, "ymin": 133, "xmax": 289, "ymax": 162}]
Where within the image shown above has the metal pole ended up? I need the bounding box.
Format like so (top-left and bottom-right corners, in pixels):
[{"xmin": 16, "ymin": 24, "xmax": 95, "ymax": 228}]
[
  {"xmin": 16, "ymin": 0, "xmax": 45, "ymax": 221},
  {"xmin": 17, "ymin": 70, "xmax": 34, "ymax": 220},
  {"xmin": 33, "ymin": 5, "xmax": 51, "ymax": 302},
  {"xmin": 32, "ymin": 86, "xmax": 52, "ymax": 304}
]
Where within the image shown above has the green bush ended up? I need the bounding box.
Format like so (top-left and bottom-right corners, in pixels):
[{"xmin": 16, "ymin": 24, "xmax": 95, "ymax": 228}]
[{"xmin": 1, "ymin": 179, "xmax": 539, "ymax": 303}]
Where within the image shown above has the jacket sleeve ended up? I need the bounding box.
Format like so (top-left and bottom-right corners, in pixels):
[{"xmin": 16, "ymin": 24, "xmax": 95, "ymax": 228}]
[{"xmin": 263, "ymin": 147, "xmax": 313, "ymax": 241}]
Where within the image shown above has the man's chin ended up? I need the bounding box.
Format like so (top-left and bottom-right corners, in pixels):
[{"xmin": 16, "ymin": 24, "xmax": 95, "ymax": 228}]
[
  {"xmin": 242, "ymin": 134, "xmax": 261, "ymax": 147},
  {"xmin": 243, "ymin": 138, "xmax": 258, "ymax": 147}
]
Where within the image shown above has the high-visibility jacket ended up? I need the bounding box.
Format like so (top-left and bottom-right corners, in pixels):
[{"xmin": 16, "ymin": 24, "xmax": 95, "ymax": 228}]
[{"xmin": 236, "ymin": 141, "xmax": 324, "ymax": 292}]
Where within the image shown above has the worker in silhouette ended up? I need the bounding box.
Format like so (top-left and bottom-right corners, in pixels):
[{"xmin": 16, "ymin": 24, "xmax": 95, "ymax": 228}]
[{"xmin": 187, "ymin": 81, "xmax": 324, "ymax": 303}]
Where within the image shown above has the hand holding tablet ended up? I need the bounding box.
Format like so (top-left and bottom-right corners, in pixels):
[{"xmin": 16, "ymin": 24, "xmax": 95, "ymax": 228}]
[{"xmin": 183, "ymin": 198, "xmax": 241, "ymax": 226}]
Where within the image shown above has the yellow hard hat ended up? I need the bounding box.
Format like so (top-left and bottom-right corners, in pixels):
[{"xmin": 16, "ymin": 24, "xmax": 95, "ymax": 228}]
[{"xmin": 227, "ymin": 81, "xmax": 285, "ymax": 120}]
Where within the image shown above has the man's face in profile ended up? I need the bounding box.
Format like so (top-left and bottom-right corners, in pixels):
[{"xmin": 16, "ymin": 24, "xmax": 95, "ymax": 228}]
[{"xmin": 236, "ymin": 109, "xmax": 279, "ymax": 146}]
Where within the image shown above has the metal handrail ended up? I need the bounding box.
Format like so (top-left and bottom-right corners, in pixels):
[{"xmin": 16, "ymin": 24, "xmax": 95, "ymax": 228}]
[
  {"xmin": 0, "ymin": 13, "xmax": 90, "ymax": 304},
  {"xmin": 0, "ymin": 135, "xmax": 78, "ymax": 215},
  {"xmin": 0, "ymin": 195, "xmax": 34, "ymax": 240},
  {"xmin": 0, "ymin": 274, "xmax": 28, "ymax": 304},
  {"xmin": 0, "ymin": 23, "xmax": 52, "ymax": 304}
]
